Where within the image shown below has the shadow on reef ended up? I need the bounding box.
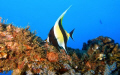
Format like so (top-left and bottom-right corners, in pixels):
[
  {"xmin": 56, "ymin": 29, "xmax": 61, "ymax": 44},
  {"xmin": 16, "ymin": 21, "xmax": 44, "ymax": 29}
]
[{"xmin": 0, "ymin": 23, "xmax": 120, "ymax": 75}]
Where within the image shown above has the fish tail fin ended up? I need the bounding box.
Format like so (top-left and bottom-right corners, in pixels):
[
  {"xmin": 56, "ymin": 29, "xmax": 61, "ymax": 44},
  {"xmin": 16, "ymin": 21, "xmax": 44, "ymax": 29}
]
[{"xmin": 69, "ymin": 28, "xmax": 75, "ymax": 41}]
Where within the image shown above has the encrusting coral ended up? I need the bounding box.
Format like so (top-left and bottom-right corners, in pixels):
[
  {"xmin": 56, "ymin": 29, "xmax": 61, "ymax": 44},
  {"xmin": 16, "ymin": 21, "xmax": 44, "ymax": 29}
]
[{"xmin": 0, "ymin": 22, "xmax": 120, "ymax": 75}]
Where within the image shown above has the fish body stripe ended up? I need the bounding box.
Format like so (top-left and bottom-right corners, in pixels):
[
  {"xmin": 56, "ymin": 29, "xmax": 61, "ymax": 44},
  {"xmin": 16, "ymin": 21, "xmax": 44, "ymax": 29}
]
[
  {"xmin": 48, "ymin": 27, "xmax": 59, "ymax": 49},
  {"xmin": 58, "ymin": 19, "xmax": 68, "ymax": 50}
]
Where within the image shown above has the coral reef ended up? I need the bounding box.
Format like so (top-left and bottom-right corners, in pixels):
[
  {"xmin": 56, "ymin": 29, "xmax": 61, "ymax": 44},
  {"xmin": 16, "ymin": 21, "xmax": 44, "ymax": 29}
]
[
  {"xmin": 80, "ymin": 36, "xmax": 120, "ymax": 74},
  {"xmin": 104, "ymin": 62, "xmax": 117, "ymax": 75},
  {"xmin": 0, "ymin": 22, "xmax": 120, "ymax": 75}
]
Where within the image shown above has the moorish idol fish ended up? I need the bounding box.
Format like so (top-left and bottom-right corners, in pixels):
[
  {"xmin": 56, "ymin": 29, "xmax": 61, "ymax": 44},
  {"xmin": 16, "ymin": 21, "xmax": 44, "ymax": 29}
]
[{"xmin": 46, "ymin": 5, "xmax": 75, "ymax": 54}]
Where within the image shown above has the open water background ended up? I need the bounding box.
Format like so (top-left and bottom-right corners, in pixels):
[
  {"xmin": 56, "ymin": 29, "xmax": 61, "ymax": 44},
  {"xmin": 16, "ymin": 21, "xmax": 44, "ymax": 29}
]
[{"xmin": 0, "ymin": 0, "xmax": 120, "ymax": 74}]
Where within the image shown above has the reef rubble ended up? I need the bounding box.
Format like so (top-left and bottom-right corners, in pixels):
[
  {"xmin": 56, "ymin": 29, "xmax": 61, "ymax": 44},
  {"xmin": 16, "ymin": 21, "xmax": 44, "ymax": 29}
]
[{"xmin": 0, "ymin": 23, "xmax": 120, "ymax": 75}]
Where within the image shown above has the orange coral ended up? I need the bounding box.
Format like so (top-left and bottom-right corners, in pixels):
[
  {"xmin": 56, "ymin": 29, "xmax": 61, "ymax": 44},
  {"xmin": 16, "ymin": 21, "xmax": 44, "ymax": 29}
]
[
  {"xmin": 47, "ymin": 52, "xmax": 58, "ymax": 62},
  {"xmin": 86, "ymin": 61, "xmax": 91, "ymax": 69},
  {"xmin": 14, "ymin": 28, "xmax": 21, "ymax": 33},
  {"xmin": 5, "ymin": 42, "xmax": 19, "ymax": 50},
  {"xmin": 0, "ymin": 22, "xmax": 119, "ymax": 74},
  {"xmin": 18, "ymin": 61, "xmax": 25, "ymax": 69},
  {"xmin": 6, "ymin": 34, "xmax": 14, "ymax": 40},
  {"xmin": 26, "ymin": 51, "xmax": 31, "ymax": 56},
  {"xmin": 0, "ymin": 31, "xmax": 7, "ymax": 37},
  {"xmin": 40, "ymin": 58, "xmax": 46, "ymax": 62},
  {"xmin": 44, "ymin": 42, "xmax": 49, "ymax": 48},
  {"xmin": 91, "ymin": 62, "xmax": 97, "ymax": 70},
  {"xmin": 12, "ymin": 68, "xmax": 21, "ymax": 75},
  {"xmin": 0, "ymin": 44, "xmax": 5, "ymax": 51},
  {"xmin": 33, "ymin": 55, "xmax": 41, "ymax": 61},
  {"xmin": 0, "ymin": 52, "xmax": 7, "ymax": 59},
  {"xmin": 6, "ymin": 24, "xmax": 14, "ymax": 32},
  {"xmin": 32, "ymin": 68, "xmax": 41, "ymax": 74},
  {"xmin": 0, "ymin": 68, "xmax": 3, "ymax": 72},
  {"xmin": 23, "ymin": 44, "xmax": 32, "ymax": 50}
]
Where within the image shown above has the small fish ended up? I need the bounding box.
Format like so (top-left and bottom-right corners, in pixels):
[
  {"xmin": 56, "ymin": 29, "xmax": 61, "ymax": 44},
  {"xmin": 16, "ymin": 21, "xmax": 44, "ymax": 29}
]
[
  {"xmin": 46, "ymin": 5, "xmax": 75, "ymax": 54},
  {"xmin": 100, "ymin": 19, "xmax": 102, "ymax": 24}
]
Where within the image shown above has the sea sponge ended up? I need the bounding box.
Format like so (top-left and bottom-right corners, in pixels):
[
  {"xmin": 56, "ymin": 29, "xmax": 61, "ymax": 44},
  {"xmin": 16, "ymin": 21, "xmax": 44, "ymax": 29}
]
[{"xmin": 47, "ymin": 52, "xmax": 58, "ymax": 62}]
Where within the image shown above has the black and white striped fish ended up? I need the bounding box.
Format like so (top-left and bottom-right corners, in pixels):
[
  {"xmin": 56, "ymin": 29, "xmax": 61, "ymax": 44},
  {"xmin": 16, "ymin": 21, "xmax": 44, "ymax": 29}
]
[{"xmin": 46, "ymin": 6, "xmax": 75, "ymax": 54}]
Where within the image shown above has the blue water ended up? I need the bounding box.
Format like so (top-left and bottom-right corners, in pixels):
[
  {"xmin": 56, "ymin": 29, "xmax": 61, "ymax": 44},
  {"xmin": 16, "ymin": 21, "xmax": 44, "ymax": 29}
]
[
  {"xmin": 0, "ymin": 0, "xmax": 120, "ymax": 74},
  {"xmin": 0, "ymin": 71, "xmax": 12, "ymax": 75}
]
